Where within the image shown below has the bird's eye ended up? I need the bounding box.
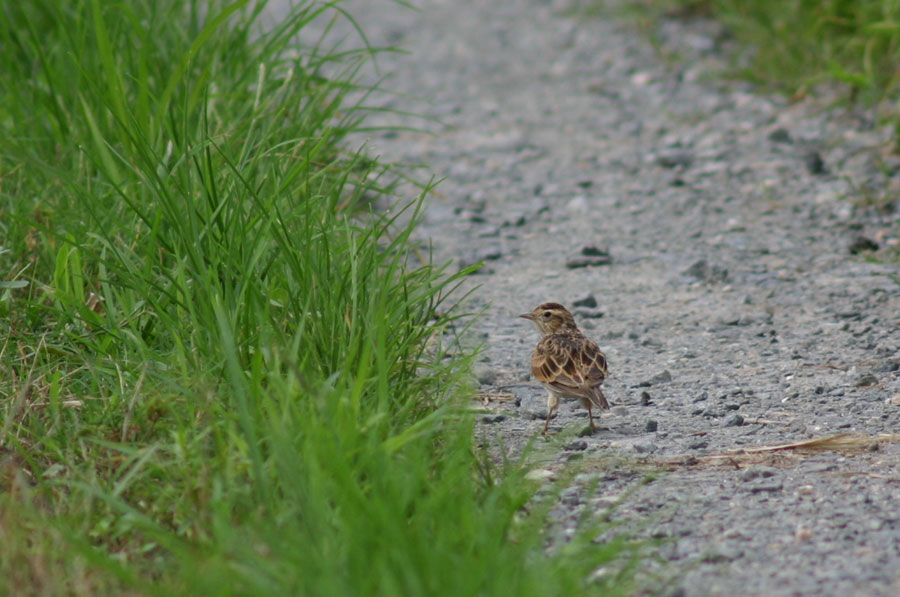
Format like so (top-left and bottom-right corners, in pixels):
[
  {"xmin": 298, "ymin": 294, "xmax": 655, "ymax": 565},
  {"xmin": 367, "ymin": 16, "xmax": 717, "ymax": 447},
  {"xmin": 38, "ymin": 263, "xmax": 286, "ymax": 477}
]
[{"xmin": 542, "ymin": 311, "xmax": 551, "ymax": 318}]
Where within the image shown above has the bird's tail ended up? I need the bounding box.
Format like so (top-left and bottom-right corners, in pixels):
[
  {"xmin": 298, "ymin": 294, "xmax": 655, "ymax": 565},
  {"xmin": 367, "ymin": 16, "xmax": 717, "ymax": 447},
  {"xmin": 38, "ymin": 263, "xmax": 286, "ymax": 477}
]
[{"xmin": 589, "ymin": 386, "xmax": 609, "ymax": 410}]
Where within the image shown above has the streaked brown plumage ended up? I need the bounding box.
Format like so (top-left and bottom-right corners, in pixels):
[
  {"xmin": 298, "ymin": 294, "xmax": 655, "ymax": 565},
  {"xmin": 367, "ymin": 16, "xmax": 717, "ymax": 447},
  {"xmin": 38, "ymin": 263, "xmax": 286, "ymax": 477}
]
[{"xmin": 520, "ymin": 302, "xmax": 609, "ymax": 435}]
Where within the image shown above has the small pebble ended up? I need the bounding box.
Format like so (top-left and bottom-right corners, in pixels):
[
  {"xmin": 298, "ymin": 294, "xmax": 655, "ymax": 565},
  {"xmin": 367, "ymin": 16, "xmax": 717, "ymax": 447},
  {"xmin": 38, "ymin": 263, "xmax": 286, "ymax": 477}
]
[
  {"xmin": 639, "ymin": 369, "xmax": 672, "ymax": 387},
  {"xmin": 768, "ymin": 127, "xmax": 792, "ymax": 144},
  {"xmin": 572, "ymin": 293, "xmax": 598, "ymax": 308},
  {"xmin": 524, "ymin": 408, "xmax": 551, "ymax": 420},
  {"xmin": 525, "ymin": 468, "xmax": 555, "ymax": 482},
  {"xmin": 631, "ymin": 439, "xmax": 656, "ymax": 453},
  {"xmin": 481, "ymin": 414, "xmax": 506, "ymax": 424},
  {"xmin": 724, "ymin": 413, "xmax": 744, "ymax": 427},
  {"xmin": 848, "ymin": 235, "xmax": 879, "ymax": 254},
  {"xmin": 640, "ymin": 391, "xmax": 652, "ymax": 406},
  {"xmin": 564, "ymin": 440, "xmax": 588, "ymax": 451},
  {"xmin": 702, "ymin": 549, "xmax": 740, "ymax": 564},
  {"xmin": 580, "ymin": 245, "xmax": 610, "ymax": 257},
  {"xmin": 749, "ymin": 482, "xmax": 783, "ymax": 494},
  {"xmin": 805, "ymin": 151, "xmax": 827, "ymax": 175},
  {"xmin": 645, "ymin": 419, "xmax": 659, "ymax": 432},
  {"xmin": 473, "ymin": 363, "xmax": 497, "ymax": 386},
  {"xmin": 503, "ymin": 214, "xmax": 528, "ymax": 227},
  {"xmin": 566, "ymin": 196, "xmax": 589, "ymax": 212},
  {"xmin": 876, "ymin": 360, "xmax": 899, "ymax": 373},
  {"xmin": 741, "ymin": 466, "xmax": 777, "ymax": 482},
  {"xmin": 566, "ymin": 255, "xmax": 612, "ymax": 268},
  {"xmin": 682, "ymin": 259, "xmax": 728, "ymax": 283},
  {"xmin": 803, "ymin": 463, "xmax": 837, "ymax": 473},
  {"xmin": 567, "ymin": 246, "xmax": 611, "ymax": 268},
  {"xmin": 856, "ymin": 373, "xmax": 878, "ymax": 387},
  {"xmin": 656, "ymin": 150, "xmax": 694, "ymax": 169}
]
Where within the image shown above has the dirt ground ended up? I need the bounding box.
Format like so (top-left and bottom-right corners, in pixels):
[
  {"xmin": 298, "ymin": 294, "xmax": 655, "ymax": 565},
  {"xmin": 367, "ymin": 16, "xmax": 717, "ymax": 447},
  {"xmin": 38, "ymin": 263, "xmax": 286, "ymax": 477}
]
[{"xmin": 294, "ymin": 0, "xmax": 900, "ymax": 594}]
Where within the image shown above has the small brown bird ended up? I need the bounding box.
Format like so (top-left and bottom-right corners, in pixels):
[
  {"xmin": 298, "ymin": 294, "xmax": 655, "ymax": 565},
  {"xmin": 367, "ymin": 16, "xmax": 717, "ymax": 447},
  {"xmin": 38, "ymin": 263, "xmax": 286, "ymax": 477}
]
[{"xmin": 520, "ymin": 302, "xmax": 609, "ymax": 435}]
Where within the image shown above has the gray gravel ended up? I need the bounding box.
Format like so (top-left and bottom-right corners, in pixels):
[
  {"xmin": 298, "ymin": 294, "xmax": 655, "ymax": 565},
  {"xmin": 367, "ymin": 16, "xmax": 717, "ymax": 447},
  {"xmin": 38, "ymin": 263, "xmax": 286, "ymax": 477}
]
[{"xmin": 300, "ymin": 0, "xmax": 900, "ymax": 594}]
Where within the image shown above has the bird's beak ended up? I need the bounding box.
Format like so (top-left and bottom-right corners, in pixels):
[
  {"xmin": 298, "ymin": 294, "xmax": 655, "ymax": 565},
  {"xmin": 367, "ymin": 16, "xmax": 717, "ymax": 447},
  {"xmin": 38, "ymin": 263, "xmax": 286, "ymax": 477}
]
[{"xmin": 519, "ymin": 313, "xmax": 534, "ymax": 320}]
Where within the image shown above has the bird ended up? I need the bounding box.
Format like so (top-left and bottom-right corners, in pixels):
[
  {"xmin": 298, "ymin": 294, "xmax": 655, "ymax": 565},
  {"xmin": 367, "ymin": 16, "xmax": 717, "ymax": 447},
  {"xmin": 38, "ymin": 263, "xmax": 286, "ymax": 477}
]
[{"xmin": 520, "ymin": 302, "xmax": 609, "ymax": 435}]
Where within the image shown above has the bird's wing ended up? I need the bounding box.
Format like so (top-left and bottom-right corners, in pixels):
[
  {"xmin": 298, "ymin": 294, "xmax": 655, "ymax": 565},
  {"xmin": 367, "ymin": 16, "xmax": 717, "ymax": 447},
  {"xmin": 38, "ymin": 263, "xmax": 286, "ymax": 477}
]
[
  {"xmin": 578, "ymin": 337, "xmax": 608, "ymax": 386},
  {"xmin": 533, "ymin": 335, "xmax": 607, "ymax": 402}
]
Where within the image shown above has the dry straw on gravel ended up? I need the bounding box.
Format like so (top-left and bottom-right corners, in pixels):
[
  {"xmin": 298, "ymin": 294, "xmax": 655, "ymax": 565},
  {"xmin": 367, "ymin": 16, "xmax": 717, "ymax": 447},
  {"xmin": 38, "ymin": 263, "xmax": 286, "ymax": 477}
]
[{"xmin": 664, "ymin": 433, "xmax": 900, "ymax": 470}]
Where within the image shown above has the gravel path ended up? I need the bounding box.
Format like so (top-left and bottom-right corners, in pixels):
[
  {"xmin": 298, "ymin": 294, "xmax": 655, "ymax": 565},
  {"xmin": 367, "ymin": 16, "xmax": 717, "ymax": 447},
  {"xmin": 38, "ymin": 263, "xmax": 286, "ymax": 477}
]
[{"xmin": 312, "ymin": 0, "xmax": 900, "ymax": 594}]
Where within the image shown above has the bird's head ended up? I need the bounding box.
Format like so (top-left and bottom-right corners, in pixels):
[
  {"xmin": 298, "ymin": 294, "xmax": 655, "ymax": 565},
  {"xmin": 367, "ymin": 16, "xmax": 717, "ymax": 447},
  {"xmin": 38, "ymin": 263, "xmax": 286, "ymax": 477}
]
[{"xmin": 519, "ymin": 302, "xmax": 577, "ymax": 335}]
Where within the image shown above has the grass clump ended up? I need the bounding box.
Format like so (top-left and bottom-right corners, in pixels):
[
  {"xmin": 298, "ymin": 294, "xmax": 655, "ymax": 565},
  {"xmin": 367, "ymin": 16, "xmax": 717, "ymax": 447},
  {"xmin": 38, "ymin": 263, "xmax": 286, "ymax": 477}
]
[
  {"xmin": 637, "ymin": 0, "xmax": 900, "ymax": 104},
  {"xmin": 0, "ymin": 0, "xmax": 636, "ymax": 594}
]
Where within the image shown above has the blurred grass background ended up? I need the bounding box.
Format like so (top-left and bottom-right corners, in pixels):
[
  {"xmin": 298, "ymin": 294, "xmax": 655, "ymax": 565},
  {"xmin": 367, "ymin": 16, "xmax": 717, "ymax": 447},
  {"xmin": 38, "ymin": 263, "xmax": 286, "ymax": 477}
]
[
  {"xmin": 0, "ymin": 0, "xmax": 638, "ymax": 594},
  {"xmin": 634, "ymin": 0, "xmax": 900, "ymax": 107}
]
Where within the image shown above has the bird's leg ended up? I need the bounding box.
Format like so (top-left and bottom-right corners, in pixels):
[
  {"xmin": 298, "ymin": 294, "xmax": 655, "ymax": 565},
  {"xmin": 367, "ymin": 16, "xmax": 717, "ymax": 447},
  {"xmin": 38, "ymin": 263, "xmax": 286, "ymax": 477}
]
[
  {"xmin": 542, "ymin": 392, "xmax": 559, "ymax": 435},
  {"xmin": 586, "ymin": 402, "xmax": 596, "ymax": 430}
]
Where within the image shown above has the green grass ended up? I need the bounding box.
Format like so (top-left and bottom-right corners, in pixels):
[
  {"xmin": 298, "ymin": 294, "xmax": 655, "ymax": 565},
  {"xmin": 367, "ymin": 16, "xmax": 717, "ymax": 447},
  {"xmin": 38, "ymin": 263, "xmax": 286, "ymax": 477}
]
[
  {"xmin": 0, "ymin": 0, "xmax": 638, "ymax": 594},
  {"xmin": 633, "ymin": 0, "xmax": 900, "ymax": 105}
]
